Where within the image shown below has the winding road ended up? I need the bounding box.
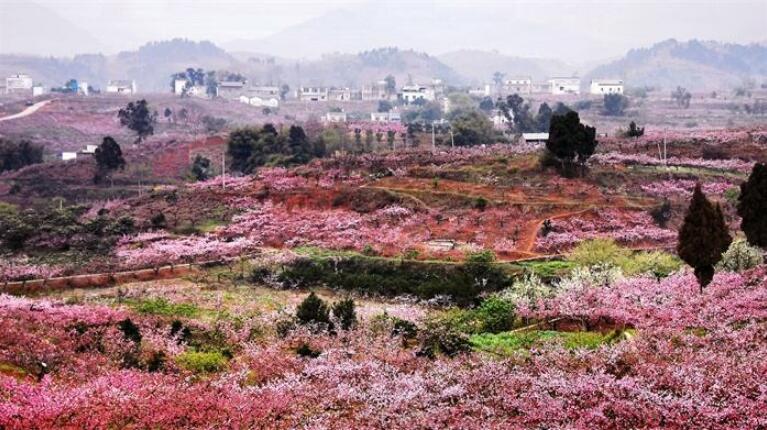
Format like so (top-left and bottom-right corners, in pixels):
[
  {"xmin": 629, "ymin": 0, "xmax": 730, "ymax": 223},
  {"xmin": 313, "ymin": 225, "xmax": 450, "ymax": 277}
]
[{"xmin": 0, "ymin": 99, "xmax": 53, "ymax": 122}]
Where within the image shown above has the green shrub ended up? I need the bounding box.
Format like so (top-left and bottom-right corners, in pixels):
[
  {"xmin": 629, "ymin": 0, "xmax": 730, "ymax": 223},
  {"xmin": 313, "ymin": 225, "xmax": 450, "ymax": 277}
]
[
  {"xmin": 717, "ymin": 239, "xmax": 764, "ymax": 272},
  {"xmin": 277, "ymin": 256, "xmax": 511, "ymax": 306},
  {"xmin": 470, "ymin": 330, "xmax": 619, "ymax": 355},
  {"xmin": 332, "ymin": 298, "xmax": 357, "ymax": 330},
  {"xmin": 392, "ymin": 318, "xmax": 419, "ymax": 339},
  {"xmin": 295, "ymin": 343, "xmax": 321, "ymax": 358},
  {"xmin": 622, "ymin": 251, "xmax": 682, "ymax": 278},
  {"xmin": 569, "ymin": 239, "xmax": 629, "ymax": 268},
  {"xmin": 296, "ymin": 292, "xmax": 332, "ymax": 329},
  {"xmin": 134, "ymin": 298, "xmax": 199, "ymax": 318},
  {"xmin": 474, "ymin": 196, "xmax": 488, "ymax": 211},
  {"xmin": 472, "ymin": 297, "xmax": 515, "ymax": 333},
  {"xmin": 176, "ymin": 351, "xmax": 228, "ymax": 373},
  {"xmin": 724, "ymin": 187, "xmax": 740, "ymax": 206},
  {"xmin": 418, "ymin": 321, "xmax": 471, "ymax": 358},
  {"xmin": 117, "ymin": 318, "xmax": 142, "ymax": 344}
]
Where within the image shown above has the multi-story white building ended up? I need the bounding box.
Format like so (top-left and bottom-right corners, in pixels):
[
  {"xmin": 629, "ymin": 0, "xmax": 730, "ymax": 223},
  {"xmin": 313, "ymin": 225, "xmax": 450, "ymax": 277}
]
[
  {"xmin": 250, "ymin": 86, "xmax": 281, "ymax": 98},
  {"xmin": 217, "ymin": 80, "xmax": 248, "ymax": 99},
  {"xmin": 549, "ymin": 77, "xmax": 581, "ymax": 95},
  {"xmin": 370, "ymin": 111, "xmax": 401, "ymax": 123},
  {"xmin": 361, "ymin": 81, "xmax": 391, "ymax": 101},
  {"xmin": 5, "ymin": 73, "xmax": 33, "ymax": 94},
  {"xmin": 106, "ymin": 80, "xmax": 136, "ymax": 95},
  {"xmin": 468, "ymin": 84, "xmax": 492, "ymax": 97},
  {"xmin": 299, "ymin": 87, "xmax": 329, "ymax": 102},
  {"xmin": 238, "ymin": 95, "xmax": 280, "ymax": 108},
  {"xmin": 401, "ymin": 85, "xmax": 436, "ymax": 104},
  {"xmin": 590, "ymin": 79, "xmax": 624, "ymax": 95},
  {"xmin": 328, "ymin": 87, "xmax": 353, "ymax": 101},
  {"xmin": 504, "ymin": 77, "xmax": 532, "ymax": 95}
]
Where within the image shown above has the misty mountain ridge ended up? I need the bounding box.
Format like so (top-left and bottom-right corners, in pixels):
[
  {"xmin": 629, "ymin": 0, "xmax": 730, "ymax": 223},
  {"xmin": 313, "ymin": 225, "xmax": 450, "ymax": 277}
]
[
  {"xmin": 1, "ymin": 38, "xmax": 765, "ymax": 93},
  {"xmin": 588, "ymin": 39, "xmax": 767, "ymax": 91},
  {"xmin": 438, "ymin": 50, "xmax": 579, "ymax": 84}
]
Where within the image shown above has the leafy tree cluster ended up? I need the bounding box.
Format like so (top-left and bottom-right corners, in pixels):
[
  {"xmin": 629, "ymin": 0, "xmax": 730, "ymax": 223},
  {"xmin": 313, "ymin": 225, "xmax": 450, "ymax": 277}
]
[
  {"xmin": 496, "ymin": 95, "xmax": 570, "ymax": 132},
  {"xmin": 227, "ymin": 124, "xmax": 325, "ymax": 173},
  {"xmin": 671, "ymin": 86, "xmax": 692, "ymax": 108},
  {"xmin": 118, "ymin": 100, "xmax": 157, "ymax": 143},
  {"xmin": 295, "ymin": 293, "xmax": 358, "ymax": 332},
  {"xmin": 677, "ymin": 185, "xmax": 732, "ymax": 291},
  {"xmin": 402, "ymin": 101, "xmax": 442, "ymax": 123},
  {"xmin": 277, "ymin": 253, "xmax": 511, "ymax": 306},
  {"xmin": 448, "ymin": 109, "xmax": 496, "ymax": 147},
  {"xmin": 190, "ymin": 155, "xmax": 212, "ymax": 181},
  {"xmin": 544, "ymin": 111, "xmax": 597, "ymax": 177},
  {"xmin": 625, "ymin": 121, "xmax": 645, "ymax": 138},
  {"xmin": 0, "ymin": 138, "xmax": 43, "ymax": 173},
  {"xmin": 377, "ymin": 100, "xmax": 394, "ymax": 113},
  {"xmin": 0, "ymin": 203, "xmax": 135, "ymax": 252},
  {"xmin": 201, "ymin": 115, "xmax": 227, "ymax": 134},
  {"xmin": 603, "ymin": 94, "xmax": 629, "ymax": 116},
  {"xmin": 93, "ymin": 136, "xmax": 126, "ymax": 184}
]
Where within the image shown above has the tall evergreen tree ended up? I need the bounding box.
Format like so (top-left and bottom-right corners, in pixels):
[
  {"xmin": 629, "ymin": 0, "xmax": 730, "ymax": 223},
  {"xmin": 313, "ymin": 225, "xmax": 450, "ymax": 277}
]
[
  {"xmin": 94, "ymin": 136, "xmax": 125, "ymax": 184},
  {"xmin": 737, "ymin": 163, "xmax": 767, "ymax": 248},
  {"xmin": 546, "ymin": 111, "xmax": 597, "ymax": 177},
  {"xmin": 677, "ymin": 185, "xmax": 732, "ymax": 291},
  {"xmin": 287, "ymin": 125, "xmax": 311, "ymax": 164}
]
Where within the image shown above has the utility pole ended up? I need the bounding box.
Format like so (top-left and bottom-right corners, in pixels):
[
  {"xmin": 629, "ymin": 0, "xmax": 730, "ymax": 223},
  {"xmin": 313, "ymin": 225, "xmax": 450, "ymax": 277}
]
[
  {"xmin": 431, "ymin": 121, "xmax": 436, "ymax": 151},
  {"xmin": 222, "ymin": 152, "xmax": 226, "ymax": 189}
]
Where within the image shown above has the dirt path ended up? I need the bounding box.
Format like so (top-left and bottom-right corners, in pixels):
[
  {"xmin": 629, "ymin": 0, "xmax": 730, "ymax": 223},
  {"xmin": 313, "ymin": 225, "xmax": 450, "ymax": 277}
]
[
  {"xmin": 515, "ymin": 207, "xmax": 597, "ymax": 255},
  {"xmin": 0, "ymin": 99, "xmax": 53, "ymax": 122}
]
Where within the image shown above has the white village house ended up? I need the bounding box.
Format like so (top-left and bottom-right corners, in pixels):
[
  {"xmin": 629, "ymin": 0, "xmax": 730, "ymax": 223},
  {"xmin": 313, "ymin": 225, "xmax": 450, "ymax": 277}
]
[
  {"xmin": 217, "ymin": 80, "xmax": 248, "ymax": 100},
  {"xmin": 298, "ymin": 87, "xmax": 329, "ymax": 102},
  {"xmin": 173, "ymin": 79, "xmax": 189, "ymax": 95},
  {"xmin": 239, "ymin": 95, "xmax": 280, "ymax": 108},
  {"xmin": 505, "ymin": 77, "xmax": 532, "ymax": 95},
  {"xmin": 361, "ymin": 81, "xmax": 392, "ymax": 101},
  {"xmin": 106, "ymin": 80, "xmax": 137, "ymax": 95},
  {"xmin": 5, "ymin": 73, "xmax": 34, "ymax": 94},
  {"xmin": 249, "ymin": 86, "xmax": 281, "ymax": 98},
  {"xmin": 590, "ymin": 79, "xmax": 624, "ymax": 95},
  {"xmin": 468, "ymin": 84, "xmax": 492, "ymax": 97},
  {"xmin": 401, "ymin": 84, "xmax": 436, "ymax": 104},
  {"xmin": 370, "ymin": 110, "xmax": 401, "ymax": 123},
  {"xmin": 549, "ymin": 77, "xmax": 580, "ymax": 95}
]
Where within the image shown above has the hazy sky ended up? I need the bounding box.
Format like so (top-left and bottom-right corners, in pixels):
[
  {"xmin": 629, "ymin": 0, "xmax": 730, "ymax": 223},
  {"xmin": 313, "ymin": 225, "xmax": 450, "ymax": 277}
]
[{"xmin": 1, "ymin": 0, "xmax": 765, "ymax": 60}]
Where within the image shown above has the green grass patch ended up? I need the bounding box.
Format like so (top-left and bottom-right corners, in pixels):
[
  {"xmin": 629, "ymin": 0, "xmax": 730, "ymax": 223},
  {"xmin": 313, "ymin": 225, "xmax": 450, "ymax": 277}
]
[
  {"xmin": 470, "ymin": 330, "xmax": 627, "ymax": 355},
  {"xmin": 511, "ymin": 259, "xmax": 576, "ymax": 278},
  {"xmin": 175, "ymin": 350, "xmax": 228, "ymax": 374},
  {"xmin": 130, "ymin": 298, "xmax": 200, "ymax": 318}
]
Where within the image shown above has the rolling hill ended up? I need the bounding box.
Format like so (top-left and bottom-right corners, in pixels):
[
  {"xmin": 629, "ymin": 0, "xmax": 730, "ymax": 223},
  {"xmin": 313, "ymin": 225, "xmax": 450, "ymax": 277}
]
[
  {"xmin": 438, "ymin": 50, "xmax": 578, "ymax": 84},
  {"xmin": 586, "ymin": 39, "xmax": 767, "ymax": 91}
]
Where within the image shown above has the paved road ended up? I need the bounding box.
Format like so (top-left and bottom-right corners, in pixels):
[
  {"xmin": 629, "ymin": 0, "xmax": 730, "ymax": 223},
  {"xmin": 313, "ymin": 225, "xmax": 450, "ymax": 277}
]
[{"xmin": 0, "ymin": 99, "xmax": 53, "ymax": 122}]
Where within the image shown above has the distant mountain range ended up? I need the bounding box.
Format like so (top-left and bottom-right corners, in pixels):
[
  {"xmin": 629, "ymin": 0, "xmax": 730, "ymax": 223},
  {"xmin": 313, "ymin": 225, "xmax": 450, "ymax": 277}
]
[
  {"xmin": 587, "ymin": 39, "xmax": 767, "ymax": 91},
  {"xmin": 437, "ymin": 50, "xmax": 581, "ymax": 84},
  {"xmin": 1, "ymin": 38, "xmax": 765, "ymax": 93}
]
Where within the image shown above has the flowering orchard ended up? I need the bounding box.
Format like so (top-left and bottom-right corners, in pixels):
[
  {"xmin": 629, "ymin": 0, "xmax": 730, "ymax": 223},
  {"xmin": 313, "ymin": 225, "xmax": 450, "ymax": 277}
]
[
  {"xmin": 535, "ymin": 209, "xmax": 677, "ymax": 253},
  {"xmin": 2, "ymin": 264, "xmax": 767, "ymax": 428}
]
